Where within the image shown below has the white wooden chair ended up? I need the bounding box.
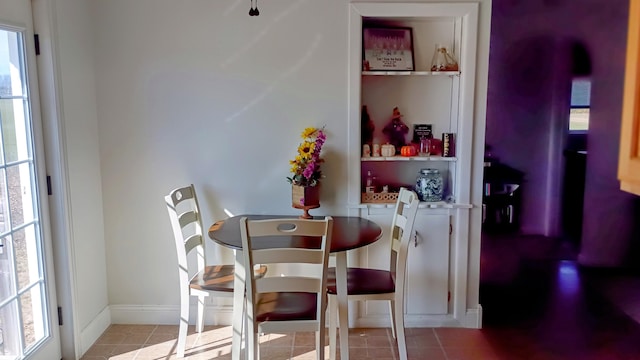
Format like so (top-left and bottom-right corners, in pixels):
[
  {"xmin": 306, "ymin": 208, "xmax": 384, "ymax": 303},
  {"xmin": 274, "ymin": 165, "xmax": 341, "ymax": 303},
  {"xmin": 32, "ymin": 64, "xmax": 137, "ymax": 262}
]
[
  {"xmin": 327, "ymin": 187, "xmax": 419, "ymax": 360},
  {"xmin": 165, "ymin": 184, "xmax": 266, "ymax": 358},
  {"xmin": 239, "ymin": 216, "xmax": 334, "ymax": 360}
]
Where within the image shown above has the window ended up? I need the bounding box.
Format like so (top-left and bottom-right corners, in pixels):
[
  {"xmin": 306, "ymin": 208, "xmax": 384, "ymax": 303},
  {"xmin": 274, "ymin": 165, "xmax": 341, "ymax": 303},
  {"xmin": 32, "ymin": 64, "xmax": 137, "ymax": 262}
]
[{"xmin": 569, "ymin": 78, "xmax": 591, "ymax": 131}]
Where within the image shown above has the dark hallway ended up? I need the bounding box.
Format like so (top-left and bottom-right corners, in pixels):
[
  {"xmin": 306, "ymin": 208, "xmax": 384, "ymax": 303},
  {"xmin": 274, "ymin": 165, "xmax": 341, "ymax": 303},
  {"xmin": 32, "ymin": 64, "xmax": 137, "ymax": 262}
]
[{"xmin": 480, "ymin": 233, "xmax": 640, "ymax": 359}]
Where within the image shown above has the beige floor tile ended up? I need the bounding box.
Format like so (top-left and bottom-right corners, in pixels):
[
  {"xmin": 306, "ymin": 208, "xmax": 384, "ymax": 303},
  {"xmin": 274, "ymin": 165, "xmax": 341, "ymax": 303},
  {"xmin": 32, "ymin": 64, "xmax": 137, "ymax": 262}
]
[
  {"xmin": 434, "ymin": 327, "xmax": 490, "ymax": 348},
  {"xmin": 134, "ymin": 342, "xmax": 176, "ymax": 359},
  {"xmin": 154, "ymin": 324, "xmax": 180, "ymax": 334},
  {"xmin": 407, "ymin": 346, "xmax": 447, "ymax": 360},
  {"xmin": 364, "ymin": 335, "xmax": 392, "ymax": 348},
  {"xmin": 262, "ymin": 345, "xmax": 294, "ymax": 359},
  {"xmin": 83, "ymin": 344, "xmax": 115, "ymax": 357},
  {"xmin": 95, "ymin": 332, "xmax": 128, "ymax": 345},
  {"xmin": 111, "ymin": 344, "xmax": 142, "ymax": 356},
  {"xmin": 293, "ymin": 332, "xmax": 319, "ymax": 347},
  {"xmin": 344, "ymin": 334, "xmax": 367, "ymax": 348},
  {"xmin": 121, "ymin": 333, "xmax": 151, "ymax": 345},
  {"xmin": 444, "ymin": 345, "xmax": 502, "ymax": 360},
  {"xmin": 146, "ymin": 332, "xmax": 180, "ymax": 345}
]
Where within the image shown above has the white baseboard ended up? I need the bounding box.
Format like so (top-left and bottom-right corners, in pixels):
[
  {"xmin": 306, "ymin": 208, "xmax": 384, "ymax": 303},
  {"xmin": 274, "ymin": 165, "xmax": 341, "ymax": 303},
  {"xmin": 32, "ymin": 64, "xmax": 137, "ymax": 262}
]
[
  {"xmin": 463, "ymin": 305, "xmax": 483, "ymax": 328},
  {"xmin": 80, "ymin": 306, "xmax": 111, "ymax": 356},
  {"xmin": 109, "ymin": 304, "xmax": 234, "ymax": 325},
  {"xmin": 353, "ymin": 313, "xmax": 477, "ymax": 328}
]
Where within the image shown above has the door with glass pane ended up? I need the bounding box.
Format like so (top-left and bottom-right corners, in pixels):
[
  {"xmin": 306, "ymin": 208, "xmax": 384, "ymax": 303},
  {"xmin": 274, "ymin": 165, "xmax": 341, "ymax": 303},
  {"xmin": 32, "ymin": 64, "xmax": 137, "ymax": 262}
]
[{"xmin": 0, "ymin": 4, "xmax": 61, "ymax": 359}]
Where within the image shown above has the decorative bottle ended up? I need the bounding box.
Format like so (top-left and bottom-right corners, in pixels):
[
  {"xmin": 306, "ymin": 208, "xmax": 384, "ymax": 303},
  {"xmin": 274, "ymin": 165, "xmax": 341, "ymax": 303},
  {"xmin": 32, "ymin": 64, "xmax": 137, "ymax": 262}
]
[
  {"xmin": 365, "ymin": 171, "xmax": 376, "ymax": 193},
  {"xmin": 415, "ymin": 168, "xmax": 444, "ymax": 202}
]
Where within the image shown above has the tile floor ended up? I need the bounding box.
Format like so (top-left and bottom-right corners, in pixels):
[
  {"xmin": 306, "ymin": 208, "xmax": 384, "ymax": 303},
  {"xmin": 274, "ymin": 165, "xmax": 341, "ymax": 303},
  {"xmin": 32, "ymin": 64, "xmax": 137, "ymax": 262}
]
[
  {"xmin": 80, "ymin": 325, "xmax": 499, "ymax": 360},
  {"xmin": 81, "ymin": 234, "xmax": 640, "ymax": 359}
]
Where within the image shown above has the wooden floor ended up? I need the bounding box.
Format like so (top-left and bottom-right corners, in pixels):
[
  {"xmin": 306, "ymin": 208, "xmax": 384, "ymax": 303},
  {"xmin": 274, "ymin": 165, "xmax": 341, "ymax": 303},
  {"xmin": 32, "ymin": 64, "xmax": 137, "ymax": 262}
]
[{"xmin": 81, "ymin": 233, "xmax": 640, "ymax": 359}]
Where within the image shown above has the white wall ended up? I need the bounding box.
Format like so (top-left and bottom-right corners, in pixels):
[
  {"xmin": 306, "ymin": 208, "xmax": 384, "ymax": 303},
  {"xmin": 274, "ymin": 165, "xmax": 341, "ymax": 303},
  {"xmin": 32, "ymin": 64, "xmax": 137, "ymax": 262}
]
[
  {"xmin": 90, "ymin": 0, "xmax": 351, "ymax": 308},
  {"xmin": 44, "ymin": 0, "xmax": 491, "ymax": 335}
]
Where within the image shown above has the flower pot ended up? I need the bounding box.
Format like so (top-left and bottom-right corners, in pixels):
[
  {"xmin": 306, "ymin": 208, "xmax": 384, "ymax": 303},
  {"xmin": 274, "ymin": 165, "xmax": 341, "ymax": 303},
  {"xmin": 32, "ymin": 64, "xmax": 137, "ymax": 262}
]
[
  {"xmin": 292, "ymin": 184, "xmax": 320, "ymax": 207},
  {"xmin": 292, "ymin": 184, "xmax": 320, "ymax": 218}
]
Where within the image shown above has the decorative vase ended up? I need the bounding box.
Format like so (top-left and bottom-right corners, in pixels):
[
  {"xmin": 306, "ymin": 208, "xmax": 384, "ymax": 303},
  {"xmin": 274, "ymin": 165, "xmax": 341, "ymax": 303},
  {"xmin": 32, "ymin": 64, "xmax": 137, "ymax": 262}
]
[
  {"xmin": 415, "ymin": 168, "xmax": 444, "ymax": 202},
  {"xmin": 291, "ymin": 184, "xmax": 320, "ymax": 218}
]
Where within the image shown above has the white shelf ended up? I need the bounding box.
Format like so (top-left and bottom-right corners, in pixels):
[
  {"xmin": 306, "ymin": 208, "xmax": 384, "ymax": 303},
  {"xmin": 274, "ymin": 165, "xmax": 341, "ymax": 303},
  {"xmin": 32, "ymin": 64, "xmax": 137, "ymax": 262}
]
[
  {"xmin": 361, "ymin": 155, "xmax": 457, "ymax": 162},
  {"xmin": 348, "ymin": 202, "xmax": 473, "ymax": 209},
  {"xmin": 362, "ymin": 70, "xmax": 460, "ymax": 76}
]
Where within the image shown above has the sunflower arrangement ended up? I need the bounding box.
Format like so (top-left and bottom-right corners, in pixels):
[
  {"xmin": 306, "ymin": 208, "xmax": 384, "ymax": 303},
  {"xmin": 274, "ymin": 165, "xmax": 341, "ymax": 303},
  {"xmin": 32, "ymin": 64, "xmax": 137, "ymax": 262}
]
[{"xmin": 286, "ymin": 127, "xmax": 326, "ymax": 187}]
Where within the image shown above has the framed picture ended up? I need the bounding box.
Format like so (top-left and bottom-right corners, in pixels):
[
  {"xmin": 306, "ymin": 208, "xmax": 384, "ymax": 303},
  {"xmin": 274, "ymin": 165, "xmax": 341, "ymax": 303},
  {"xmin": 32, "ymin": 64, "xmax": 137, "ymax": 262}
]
[
  {"xmin": 412, "ymin": 124, "xmax": 433, "ymax": 143},
  {"xmin": 362, "ymin": 27, "xmax": 415, "ymax": 71}
]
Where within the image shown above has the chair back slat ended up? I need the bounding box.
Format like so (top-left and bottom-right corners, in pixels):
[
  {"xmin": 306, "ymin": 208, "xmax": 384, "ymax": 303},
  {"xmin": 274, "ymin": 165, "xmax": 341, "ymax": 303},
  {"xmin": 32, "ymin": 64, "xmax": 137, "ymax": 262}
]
[
  {"xmin": 178, "ymin": 210, "xmax": 200, "ymax": 231},
  {"xmin": 247, "ymin": 218, "xmax": 331, "ymax": 237},
  {"xmin": 391, "ymin": 237, "xmax": 402, "ymax": 253},
  {"xmin": 252, "ymin": 248, "xmax": 325, "ymax": 265},
  {"xmin": 184, "ymin": 234, "xmax": 203, "ymax": 254},
  {"xmin": 256, "ymin": 277, "xmax": 321, "ymax": 294}
]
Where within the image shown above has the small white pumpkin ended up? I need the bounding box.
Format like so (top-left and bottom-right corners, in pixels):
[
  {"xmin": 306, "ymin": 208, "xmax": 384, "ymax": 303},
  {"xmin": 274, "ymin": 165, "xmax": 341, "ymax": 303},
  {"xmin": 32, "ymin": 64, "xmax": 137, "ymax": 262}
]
[{"xmin": 381, "ymin": 143, "xmax": 395, "ymax": 157}]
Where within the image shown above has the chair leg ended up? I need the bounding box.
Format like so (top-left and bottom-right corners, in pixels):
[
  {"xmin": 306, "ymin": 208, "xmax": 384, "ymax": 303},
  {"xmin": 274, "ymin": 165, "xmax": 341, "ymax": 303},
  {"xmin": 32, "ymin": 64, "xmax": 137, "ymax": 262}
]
[
  {"xmin": 242, "ymin": 298, "xmax": 248, "ymax": 358},
  {"xmin": 388, "ymin": 300, "xmax": 397, "ymax": 339},
  {"xmin": 177, "ymin": 295, "xmax": 189, "ymax": 358},
  {"xmin": 316, "ymin": 329, "xmax": 324, "ymax": 360},
  {"xmin": 328, "ymin": 296, "xmax": 338, "ymax": 360},
  {"xmin": 246, "ymin": 298, "xmax": 258, "ymax": 360},
  {"xmin": 196, "ymin": 295, "xmax": 205, "ymax": 333},
  {"xmin": 394, "ymin": 298, "xmax": 408, "ymax": 360},
  {"xmin": 249, "ymin": 329, "xmax": 259, "ymax": 360},
  {"xmin": 317, "ymin": 307, "xmax": 326, "ymax": 360}
]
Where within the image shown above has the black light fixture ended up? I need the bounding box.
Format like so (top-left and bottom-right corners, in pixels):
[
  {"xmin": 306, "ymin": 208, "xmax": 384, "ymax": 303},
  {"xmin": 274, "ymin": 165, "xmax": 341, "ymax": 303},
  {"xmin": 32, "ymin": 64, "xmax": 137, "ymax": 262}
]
[{"xmin": 249, "ymin": 0, "xmax": 259, "ymax": 16}]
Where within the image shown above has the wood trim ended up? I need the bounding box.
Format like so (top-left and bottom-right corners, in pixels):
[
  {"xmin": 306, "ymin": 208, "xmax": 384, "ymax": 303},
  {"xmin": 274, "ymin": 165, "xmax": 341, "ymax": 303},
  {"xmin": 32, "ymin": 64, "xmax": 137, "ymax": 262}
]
[{"xmin": 618, "ymin": 0, "xmax": 640, "ymax": 194}]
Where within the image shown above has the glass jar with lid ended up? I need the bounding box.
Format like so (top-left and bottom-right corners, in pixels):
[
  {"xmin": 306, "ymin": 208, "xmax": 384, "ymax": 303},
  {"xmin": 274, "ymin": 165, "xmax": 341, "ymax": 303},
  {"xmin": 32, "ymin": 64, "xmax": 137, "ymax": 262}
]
[{"xmin": 415, "ymin": 168, "xmax": 444, "ymax": 202}]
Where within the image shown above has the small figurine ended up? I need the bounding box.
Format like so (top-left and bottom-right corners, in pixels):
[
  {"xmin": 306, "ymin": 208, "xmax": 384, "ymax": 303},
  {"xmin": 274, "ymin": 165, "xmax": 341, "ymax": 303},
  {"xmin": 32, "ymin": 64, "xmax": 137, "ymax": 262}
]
[
  {"xmin": 361, "ymin": 105, "xmax": 375, "ymax": 146},
  {"xmin": 383, "ymin": 107, "xmax": 409, "ymax": 152}
]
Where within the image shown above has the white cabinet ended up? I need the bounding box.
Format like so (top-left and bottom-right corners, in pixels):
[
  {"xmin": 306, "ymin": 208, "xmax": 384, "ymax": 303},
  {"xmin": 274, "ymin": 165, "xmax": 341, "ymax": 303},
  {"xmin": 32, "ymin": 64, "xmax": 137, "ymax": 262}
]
[
  {"xmin": 360, "ymin": 209, "xmax": 450, "ymax": 322},
  {"xmin": 406, "ymin": 213, "xmax": 450, "ymax": 316},
  {"xmin": 347, "ymin": 2, "xmax": 488, "ymax": 328}
]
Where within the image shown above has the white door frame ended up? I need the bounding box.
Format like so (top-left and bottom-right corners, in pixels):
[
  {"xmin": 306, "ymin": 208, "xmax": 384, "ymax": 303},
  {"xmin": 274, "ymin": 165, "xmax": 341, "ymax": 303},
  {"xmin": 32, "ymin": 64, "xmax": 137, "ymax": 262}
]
[{"xmin": 31, "ymin": 0, "xmax": 79, "ymax": 359}]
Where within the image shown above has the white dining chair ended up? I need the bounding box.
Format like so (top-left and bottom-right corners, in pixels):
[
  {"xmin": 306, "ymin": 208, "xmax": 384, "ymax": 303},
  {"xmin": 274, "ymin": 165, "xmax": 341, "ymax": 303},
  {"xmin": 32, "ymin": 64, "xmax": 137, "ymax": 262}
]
[
  {"xmin": 165, "ymin": 184, "xmax": 266, "ymax": 358},
  {"xmin": 327, "ymin": 187, "xmax": 419, "ymax": 360},
  {"xmin": 240, "ymin": 216, "xmax": 334, "ymax": 360}
]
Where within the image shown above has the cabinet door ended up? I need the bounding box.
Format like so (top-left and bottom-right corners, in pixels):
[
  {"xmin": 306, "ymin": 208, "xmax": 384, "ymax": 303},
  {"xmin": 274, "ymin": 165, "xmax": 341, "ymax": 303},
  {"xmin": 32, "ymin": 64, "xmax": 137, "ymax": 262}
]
[{"xmin": 406, "ymin": 213, "xmax": 450, "ymax": 315}]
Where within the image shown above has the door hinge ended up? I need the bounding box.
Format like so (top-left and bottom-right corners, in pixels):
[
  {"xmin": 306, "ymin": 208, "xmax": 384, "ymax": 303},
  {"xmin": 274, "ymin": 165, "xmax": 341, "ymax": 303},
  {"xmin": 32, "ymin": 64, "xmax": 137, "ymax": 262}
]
[
  {"xmin": 47, "ymin": 176, "xmax": 52, "ymax": 195},
  {"xmin": 57, "ymin": 306, "xmax": 63, "ymax": 326},
  {"xmin": 448, "ymin": 291, "xmax": 451, "ymax": 302},
  {"xmin": 449, "ymin": 223, "xmax": 452, "ymax": 235},
  {"xmin": 34, "ymin": 34, "xmax": 40, "ymax": 56}
]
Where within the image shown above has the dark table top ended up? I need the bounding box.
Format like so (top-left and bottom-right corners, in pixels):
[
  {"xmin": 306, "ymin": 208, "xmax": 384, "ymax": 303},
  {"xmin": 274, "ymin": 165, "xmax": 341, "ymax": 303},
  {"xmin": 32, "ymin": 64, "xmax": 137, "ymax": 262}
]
[{"xmin": 208, "ymin": 215, "xmax": 383, "ymax": 253}]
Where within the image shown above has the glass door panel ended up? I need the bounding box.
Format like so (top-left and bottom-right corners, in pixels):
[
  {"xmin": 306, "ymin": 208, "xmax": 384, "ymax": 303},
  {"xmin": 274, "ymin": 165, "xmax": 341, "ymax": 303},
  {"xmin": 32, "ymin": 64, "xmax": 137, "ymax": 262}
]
[{"xmin": 0, "ymin": 26, "xmax": 57, "ymax": 359}]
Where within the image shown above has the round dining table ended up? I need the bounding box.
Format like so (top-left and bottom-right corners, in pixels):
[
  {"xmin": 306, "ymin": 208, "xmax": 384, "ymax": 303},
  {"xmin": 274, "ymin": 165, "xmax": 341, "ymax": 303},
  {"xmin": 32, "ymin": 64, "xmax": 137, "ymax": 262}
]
[{"xmin": 208, "ymin": 215, "xmax": 383, "ymax": 360}]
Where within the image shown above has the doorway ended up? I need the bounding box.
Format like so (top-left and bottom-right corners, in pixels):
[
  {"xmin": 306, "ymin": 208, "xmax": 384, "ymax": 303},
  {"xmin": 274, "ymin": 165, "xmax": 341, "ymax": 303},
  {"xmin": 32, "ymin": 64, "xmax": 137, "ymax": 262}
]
[
  {"xmin": 0, "ymin": 18, "xmax": 61, "ymax": 360},
  {"xmin": 560, "ymin": 42, "xmax": 591, "ymax": 250}
]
